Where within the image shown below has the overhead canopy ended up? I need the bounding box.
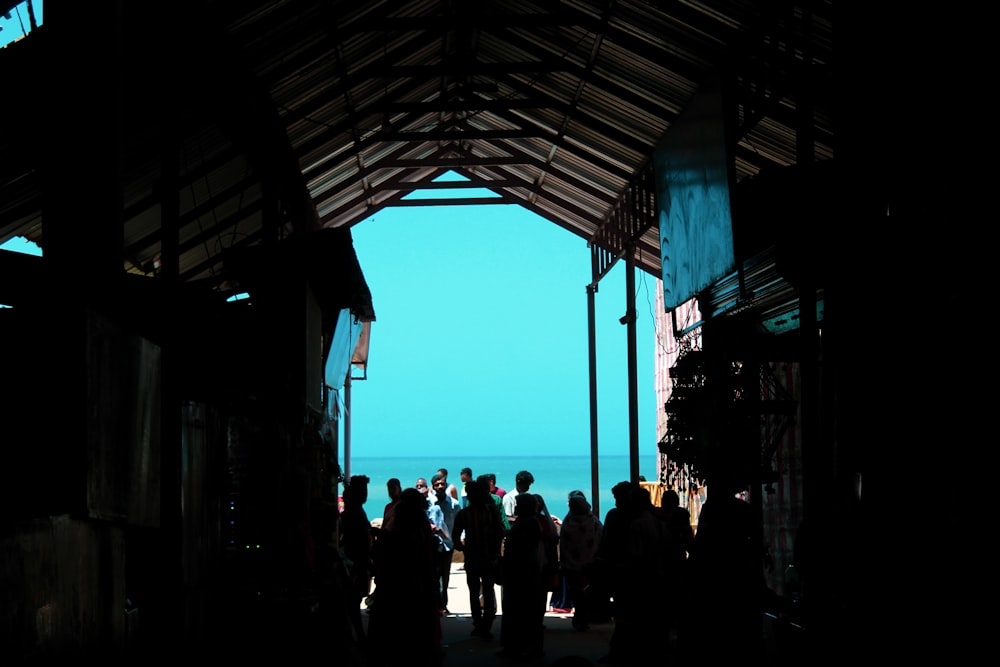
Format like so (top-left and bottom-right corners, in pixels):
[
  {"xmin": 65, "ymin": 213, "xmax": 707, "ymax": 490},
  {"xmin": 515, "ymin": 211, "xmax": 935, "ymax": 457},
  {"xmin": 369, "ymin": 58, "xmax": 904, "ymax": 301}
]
[{"xmin": 0, "ymin": 1, "xmax": 834, "ymax": 302}]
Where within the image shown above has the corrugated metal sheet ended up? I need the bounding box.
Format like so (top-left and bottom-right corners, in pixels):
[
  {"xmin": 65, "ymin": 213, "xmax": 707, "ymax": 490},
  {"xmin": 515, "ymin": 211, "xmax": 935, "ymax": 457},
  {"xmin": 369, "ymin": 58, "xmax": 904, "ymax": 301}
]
[{"xmin": 0, "ymin": 0, "xmax": 834, "ymax": 300}]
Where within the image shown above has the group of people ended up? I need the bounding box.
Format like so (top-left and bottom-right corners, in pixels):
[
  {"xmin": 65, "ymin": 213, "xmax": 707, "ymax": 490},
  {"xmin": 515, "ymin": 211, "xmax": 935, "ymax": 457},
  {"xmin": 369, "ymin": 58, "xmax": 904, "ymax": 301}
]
[
  {"xmin": 336, "ymin": 466, "xmax": 763, "ymax": 665},
  {"xmin": 589, "ymin": 475, "xmax": 764, "ymax": 664}
]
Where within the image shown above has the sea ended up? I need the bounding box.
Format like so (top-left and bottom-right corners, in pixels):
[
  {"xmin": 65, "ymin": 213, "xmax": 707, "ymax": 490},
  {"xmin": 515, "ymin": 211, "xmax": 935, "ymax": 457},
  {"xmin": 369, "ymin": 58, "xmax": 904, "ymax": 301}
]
[{"xmin": 344, "ymin": 454, "xmax": 655, "ymax": 522}]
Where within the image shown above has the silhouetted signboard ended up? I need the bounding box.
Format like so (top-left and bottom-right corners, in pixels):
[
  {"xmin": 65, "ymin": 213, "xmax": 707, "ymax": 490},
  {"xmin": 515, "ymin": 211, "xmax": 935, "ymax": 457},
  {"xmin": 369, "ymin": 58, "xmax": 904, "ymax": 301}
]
[{"xmin": 655, "ymin": 73, "xmax": 736, "ymax": 311}]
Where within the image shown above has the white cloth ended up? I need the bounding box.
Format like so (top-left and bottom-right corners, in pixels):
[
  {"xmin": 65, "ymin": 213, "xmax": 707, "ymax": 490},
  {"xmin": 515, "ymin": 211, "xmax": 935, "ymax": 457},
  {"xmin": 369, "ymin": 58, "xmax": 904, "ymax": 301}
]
[
  {"xmin": 502, "ymin": 488, "xmax": 521, "ymax": 522},
  {"xmin": 428, "ymin": 492, "xmax": 461, "ymax": 549}
]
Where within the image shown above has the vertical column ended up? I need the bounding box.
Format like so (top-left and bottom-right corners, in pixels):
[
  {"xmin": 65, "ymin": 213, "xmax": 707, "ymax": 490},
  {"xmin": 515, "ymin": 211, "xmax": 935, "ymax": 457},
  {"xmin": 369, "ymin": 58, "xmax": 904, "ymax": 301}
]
[
  {"xmin": 625, "ymin": 245, "xmax": 639, "ymax": 482},
  {"xmin": 587, "ymin": 282, "xmax": 600, "ymax": 518},
  {"xmin": 344, "ymin": 371, "xmax": 353, "ymax": 480}
]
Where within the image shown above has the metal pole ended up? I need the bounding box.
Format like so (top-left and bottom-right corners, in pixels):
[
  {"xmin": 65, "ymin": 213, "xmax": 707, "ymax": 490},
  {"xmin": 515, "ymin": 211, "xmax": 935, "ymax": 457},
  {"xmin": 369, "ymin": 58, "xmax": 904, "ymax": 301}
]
[
  {"xmin": 344, "ymin": 371, "xmax": 352, "ymax": 480},
  {"xmin": 587, "ymin": 283, "xmax": 600, "ymax": 518},
  {"xmin": 625, "ymin": 247, "xmax": 639, "ymax": 482}
]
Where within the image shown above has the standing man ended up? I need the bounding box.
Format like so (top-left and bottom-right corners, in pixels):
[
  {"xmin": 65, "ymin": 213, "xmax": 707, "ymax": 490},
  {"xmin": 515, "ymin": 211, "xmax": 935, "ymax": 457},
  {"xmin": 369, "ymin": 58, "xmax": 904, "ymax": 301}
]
[
  {"xmin": 339, "ymin": 475, "xmax": 372, "ymax": 644},
  {"xmin": 381, "ymin": 477, "xmax": 402, "ymax": 532},
  {"xmin": 430, "ymin": 472, "xmax": 461, "ymax": 613},
  {"xmin": 503, "ymin": 470, "xmax": 535, "ymax": 527},
  {"xmin": 487, "ymin": 473, "xmax": 507, "ymax": 498},
  {"xmin": 480, "ymin": 474, "xmax": 510, "ymax": 533},
  {"xmin": 416, "ymin": 476, "xmax": 445, "ymax": 540},
  {"xmin": 453, "ymin": 476, "xmax": 505, "ymax": 639},
  {"xmin": 418, "ymin": 476, "xmax": 451, "ymax": 614},
  {"xmin": 458, "ymin": 467, "xmax": 474, "ymax": 508},
  {"xmin": 436, "ymin": 467, "xmax": 460, "ymax": 502}
]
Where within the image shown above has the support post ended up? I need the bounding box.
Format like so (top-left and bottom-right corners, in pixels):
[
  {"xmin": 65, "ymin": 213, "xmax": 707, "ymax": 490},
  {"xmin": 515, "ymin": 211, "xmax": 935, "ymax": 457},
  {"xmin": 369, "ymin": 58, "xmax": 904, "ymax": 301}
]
[
  {"xmin": 587, "ymin": 283, "xmax": 600, "ymax": 517},
  {"xmin": 626, "ymin": 246, "xmax": 640, "ymax": 482},
  {"xmin": 344, "ymin": 371, "xmax": 352, "ymax": 480}
]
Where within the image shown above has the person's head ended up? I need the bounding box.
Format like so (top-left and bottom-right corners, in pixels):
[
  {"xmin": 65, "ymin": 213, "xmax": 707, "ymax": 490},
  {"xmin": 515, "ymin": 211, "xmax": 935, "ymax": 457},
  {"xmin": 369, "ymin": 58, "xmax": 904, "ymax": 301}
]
[
  {"xmin": 460, "ymin": 467, "xmax": 473, "ymax": 482},
  {"xmin": 344, "ymin": 475, "xmax": 370, "ymax": 505},
  {"xmin": 630, "ymin": 484, "xmax": 652, "ymax": 513},
  {"xmin": 486, "ymin": 473, "xmax": 498, "ymax": 492},
  {"xmin": 436, "ymin": 467, "xmax": 449, "ymax": 481},
  {"xmin": 415, "ymin": 477, "xmax": 429, "ymax": 496},
  {"xmin": 514, "ymin": 493, "xmax": 538, "ymax": 518},
  {"xmin": 611, "ymin": 481, "xmax": 632, "ymax": 507},
  {"xmin": 397, "ymin": 487, "xmax": 429, "ymax": 526},
  {"xmin": 514, "ymin": 470, "xmax": 534, "ymax": 492},
  {"xmin": 468, "ymin": 476, "xmax": 490, "ymax": 505},
  {"xmin": 662, "ymin": 489, "xmax": 680, "ymax": 510},
  {"xmin": 386, "ymin": 477, "xmax": 402, "ymax": 501},
  {"xmin": 475, "ymin": 474, "xmax": 493, "ymax": 494},
  {"xmin": 431, "ymin": 472, "xmax": 448, "ymax": 498},
  {"xmin": 567, "ymin": 489, "xmax": 591, "ymax": 516}
]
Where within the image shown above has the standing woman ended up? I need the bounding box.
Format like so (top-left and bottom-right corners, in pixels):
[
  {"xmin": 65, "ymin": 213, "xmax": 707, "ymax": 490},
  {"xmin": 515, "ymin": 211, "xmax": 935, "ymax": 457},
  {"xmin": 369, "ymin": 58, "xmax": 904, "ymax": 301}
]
[
  {"xmin": 534, "ymin": 494, "xmax": 562, "ymax": 609},
  {"xmin": 559, "ymin": 490, "xmax": 603, "ymax": 630},
  {"xmin": 367, "ymin": 487, "xmax": 445, "ymax": 666},
  {"xmin": 498, "ymin": 493, "xmax": 547, "ymax": 660}
]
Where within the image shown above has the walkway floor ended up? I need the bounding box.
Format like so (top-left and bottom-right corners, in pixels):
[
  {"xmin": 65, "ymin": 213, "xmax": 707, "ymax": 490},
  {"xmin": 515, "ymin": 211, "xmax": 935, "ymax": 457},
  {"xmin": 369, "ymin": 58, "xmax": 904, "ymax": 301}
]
[{"xmin": 364, "ymin": 561, "xmax": 615, "ymax": 666}]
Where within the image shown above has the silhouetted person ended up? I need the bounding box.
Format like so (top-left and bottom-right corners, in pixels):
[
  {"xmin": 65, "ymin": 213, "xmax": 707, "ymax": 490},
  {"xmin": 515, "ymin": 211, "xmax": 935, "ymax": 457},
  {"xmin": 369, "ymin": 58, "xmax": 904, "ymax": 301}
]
[
  {"xmin": 599, "ymin": 483, "xmax": 669, "ymax": 663},
  {"xmin": 458, "ymin": 467, "xmax": 474, "ymax": 508},
  {"xmin": 558, "ymin": 490, "xmax": 603, "ymax": 631},
  {"xmin": 367, "ymin": 487, "xmax": 444, "ymax": 666},
  {"xmin": 338, "ymin": 475, "xmax": 372, "ymax": 644},
  {"xmin": 368, "ymin": 477, "xmax": 402, "ymax": 610},
  {"xmin": 312, "ymin": 462, "xmax": 355, "ymax": 656},
  {"xmin": 658, "ymin": 488, "xmax": 694, "ymax": 649},
  {"xmin": 535, "ymin": 493, "xmax": 561, "ymax": 604},
  {"xmin": 381, "ymin": 477, "xmax": 403, "ymax": 532},
  {"xmin": 480, "ymin": 473, "xmax": 510, "ymax": 532},
  {"xmin": 498, "ymin": 493, "xmax": 547, "ymax": 660},
  {"xmin": 590, "ymin": 481, "xmax": 632, "ymax": 625},
  {"xmin": 502, "ymin": 469, "xmax": 535, "ymax": 527},
  {"xmin": 680, "ymin": 473, "xmax": 765, "ymax": 663},
  {"xmin": 452, "ymin": 476, "xmax": 505, "ymax": 639},
  {"xmin": 659, "ymin": 488, "xmax": 694, "ymax": 562},
  {"xmin": 626, "ymin": 484, "xmax": 671, "ymax": 660}
]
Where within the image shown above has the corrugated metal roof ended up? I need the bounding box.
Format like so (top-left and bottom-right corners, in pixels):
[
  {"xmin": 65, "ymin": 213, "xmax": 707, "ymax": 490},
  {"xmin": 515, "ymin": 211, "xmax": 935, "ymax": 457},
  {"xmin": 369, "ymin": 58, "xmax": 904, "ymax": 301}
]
[{"xmin": 0, "ymin": 0, "xmax": 834, "ymax": 302}]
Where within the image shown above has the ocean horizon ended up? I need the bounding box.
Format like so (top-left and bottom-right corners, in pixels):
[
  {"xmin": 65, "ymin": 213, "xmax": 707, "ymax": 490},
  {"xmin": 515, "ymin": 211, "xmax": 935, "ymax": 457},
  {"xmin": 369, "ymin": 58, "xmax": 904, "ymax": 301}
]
[{"xmin": 343, "ymin": 453, "xmax": 658, "ymax": 522}]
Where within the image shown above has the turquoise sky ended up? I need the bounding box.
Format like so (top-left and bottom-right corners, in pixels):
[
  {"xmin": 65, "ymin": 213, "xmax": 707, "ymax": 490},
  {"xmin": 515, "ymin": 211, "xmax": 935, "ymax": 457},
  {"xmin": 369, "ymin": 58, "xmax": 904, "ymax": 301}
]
[{"xmin": 348, "ymin": 182, "xmax": 658, "ymax": 460}]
